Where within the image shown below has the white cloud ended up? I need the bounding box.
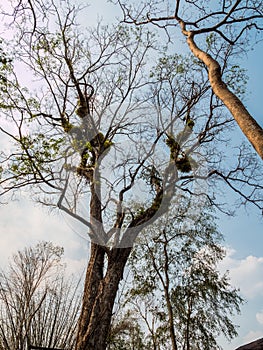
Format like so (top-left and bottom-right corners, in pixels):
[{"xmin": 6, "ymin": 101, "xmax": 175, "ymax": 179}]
[
  {"xmin": 0, "ymin": 198, "xmax": 89, "ymax": 271},
  {"xmin": 243, "ymin": 330, "xmax": 263, "ymax": 345},
  {"xmin": 64, "ymin": 257, "xmax": 87, "ymax": 278},
  {"xmin": 256, "ymin": 310, "xmax": 263, "ymax": 325},
  {"xmin": 219, "ymin": 248, "xmax": 263, "ymax": 299}
]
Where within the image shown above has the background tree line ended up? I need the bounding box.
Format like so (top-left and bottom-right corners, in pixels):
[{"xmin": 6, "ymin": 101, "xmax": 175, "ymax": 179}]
[{"xmin": 0, "ymin": 242, "xmax": 81, "ymax": 350}]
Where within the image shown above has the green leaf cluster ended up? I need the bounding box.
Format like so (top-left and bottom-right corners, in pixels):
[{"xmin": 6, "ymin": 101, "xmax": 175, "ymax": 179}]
[
  {"xmin": 114, "ymin": 198, "xmax": 244, "ymax": 349},
  {"xmin": 225, "ymin": 65, "xmax": 248, "ymax": 97},
  {"xmin": 150, "ymin": 54, "xmax": 185, "ymax": 80},
  {"xmin": 10, "ymin": 134, "xmax": 64, "ymax": 176}
]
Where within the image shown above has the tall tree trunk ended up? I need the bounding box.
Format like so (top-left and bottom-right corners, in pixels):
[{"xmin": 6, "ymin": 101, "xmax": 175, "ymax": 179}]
[
  {"xmin": 75, "ymin": 243, "xmax": 105, "ymax": 350},
  {"xmin": 182, "ymin": 27, "xmax": 263, "ymax": 159},
  {"xmin": 75, "ymin": 246, "xmax": 131, "ymax": 350},
  {"xmin": 163, "ymin": 241, "xmax": 178, "ymax": 350},
  {"xmin": 164, "ymin": 286, "xmax": 178, "ymax": 350},
  {"xmin": 185, "ymin": 301, "xmax": 192, "ymax": 350}
]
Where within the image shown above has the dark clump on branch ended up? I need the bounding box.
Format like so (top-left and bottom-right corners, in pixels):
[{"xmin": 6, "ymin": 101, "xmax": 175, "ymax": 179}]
[
  {"xmin": 175, "ymin": 156, "xmax": 192, "ymax": 173},
  {"xmin": 165, "ymin": 134, "xmax": 181, "ymax": 160},
  {"xmin": 165, "ymin": 133, "xmax": 196, "ymax": 173},
  {"xmin": 76, "ymin": 132, "xmax": 113, "ymax": 182}
]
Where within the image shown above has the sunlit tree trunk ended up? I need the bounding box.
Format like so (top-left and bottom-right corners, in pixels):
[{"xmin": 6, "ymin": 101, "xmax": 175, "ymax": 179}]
[{"xmin": 184, "ymin": 30, "xmax": 263, "ymax": 160}]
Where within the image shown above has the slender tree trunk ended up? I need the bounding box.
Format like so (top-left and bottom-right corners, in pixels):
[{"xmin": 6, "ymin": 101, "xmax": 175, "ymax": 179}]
[
  {"xmin": 162, "ymin": 242, "xmax": 178, "ymax": 350},
  {"xmin": 185, "ymin": 306, "xmax": 191, "ymax": 350},
  {"xmin": 164, "ymin": 286, "xmax": 178, "ymax": 350},
  {"xmin": 75, "ymin": 246, "xmax": 131, "ymax": 350},
  {"xmin": 183, "ymin": 30, "xmax": 263, "ymax": 160}
]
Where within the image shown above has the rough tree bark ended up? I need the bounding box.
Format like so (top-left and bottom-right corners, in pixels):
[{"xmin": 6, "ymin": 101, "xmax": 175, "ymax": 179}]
[
  {"xmin": 182, "ymin": 28, "xmax": 263, "ymax": 160},
  {"xmin": 75, "ymin": 245, "xmax": 131, "ymax": 350}
]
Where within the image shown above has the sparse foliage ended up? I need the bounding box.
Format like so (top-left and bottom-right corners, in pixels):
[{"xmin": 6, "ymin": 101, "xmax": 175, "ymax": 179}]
[{"xmin": 110, "ymin": 199, "xmax": 243, "ymax": 350}]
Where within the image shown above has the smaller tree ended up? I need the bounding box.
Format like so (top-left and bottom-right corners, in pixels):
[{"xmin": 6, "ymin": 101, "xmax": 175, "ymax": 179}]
[
  {"xmin": 108, "ymin": 309, "xmax": 147, "ymax": 350},
  {"xmin": 0, "ymin": 241, "xmax": 81, "ymax": 350},
  {"xmin": 112, "ymin": 198, "xmax": 244, "ymax": 350}
]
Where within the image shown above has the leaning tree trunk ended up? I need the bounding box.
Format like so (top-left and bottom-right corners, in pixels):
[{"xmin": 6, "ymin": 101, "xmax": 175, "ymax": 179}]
[
  {"xmin": 180, "ymin": 24, "xmax": 263, "ymax": 160},
  {"xmin": 75, "ymin": 245, "xmax": 131, "ymax": 350}
]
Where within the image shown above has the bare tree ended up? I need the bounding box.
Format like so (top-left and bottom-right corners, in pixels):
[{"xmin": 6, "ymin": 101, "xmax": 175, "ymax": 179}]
[
  {"xmin": 0, "ymin": 1, "xmax": 262, "ymax": 349},
  {"xmin": 117, "ymin": 0, "xmax": 263, "ymax": 159},
  {"xmin": 0, "ymin": 241, "xmax": 81, "ymax": 350}
]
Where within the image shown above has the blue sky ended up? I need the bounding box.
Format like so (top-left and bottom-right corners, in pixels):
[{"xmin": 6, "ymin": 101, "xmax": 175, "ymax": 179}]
[
  {"xmin": 218, "ymin": 42, "xmax": 263, "ymax": 348},
  {"xmin": 0, "ymin": 1, "xmax": 262, "ymax": 349}
]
